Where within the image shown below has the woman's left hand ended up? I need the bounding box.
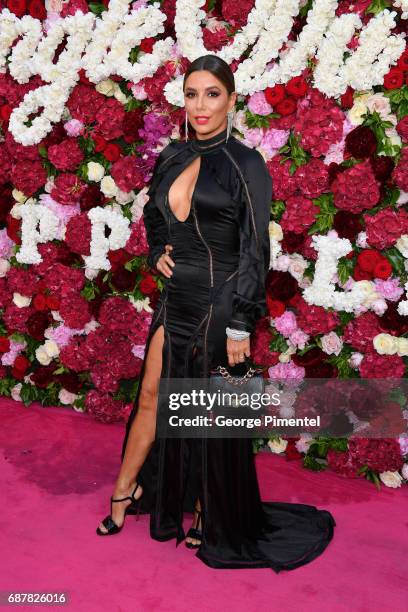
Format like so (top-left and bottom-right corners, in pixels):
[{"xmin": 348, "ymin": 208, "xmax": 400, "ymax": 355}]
[{"xmin": 226, "ymin": 336, "xmax": 250, "ymax": 367}]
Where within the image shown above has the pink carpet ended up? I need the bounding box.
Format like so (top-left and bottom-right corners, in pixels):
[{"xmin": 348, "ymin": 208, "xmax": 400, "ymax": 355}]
[{"xmin": 0, "ymin": 398, "xmax": 406, "ymax": 612}]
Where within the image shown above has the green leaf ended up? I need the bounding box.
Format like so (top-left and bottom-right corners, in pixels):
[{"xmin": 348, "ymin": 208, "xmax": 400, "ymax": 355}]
[
  {"xmin": 337, "ymin": 256, "xmax": 354, "ymax": 285},
  {"xmin": 366, "ymin": 0, "xmax": 391, "ymax": 15},
  {"xmin": 269, "ymin": 334, "xmax": 289, "ymax": 353},
  {"xmin": 245, "ymin": 109, "xmax": 279, "ymax": 129},
  {"xmin": 279, "ymin": 132, "xmax": 309, "ymax": 170},
  {"xmin": 271, "ymin": 200, "xmax": 286, "ymax": 221},
  {"xmin": 88, "ymin": 2, "xmax": 107, "ymax": 15},
  {"xmin": 385, "ymin": 247, "xmax": 407, "ymax": 278},
  {"xmin": 303, "ymin": 454, "xmax": 327, "ymax": 471},
  {"xmin": 308, "ymin": 193, "xmax": 337, "ymax": 234}
]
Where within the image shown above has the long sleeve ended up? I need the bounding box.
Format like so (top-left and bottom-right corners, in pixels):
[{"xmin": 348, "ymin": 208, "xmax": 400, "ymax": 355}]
[
  {"xmin": 143, "ymin": 149, "xmax": 171, "ymax": 270},
  {"xmin": 227, "ymin": 150, "xmax": 272, "ymax": 334}
]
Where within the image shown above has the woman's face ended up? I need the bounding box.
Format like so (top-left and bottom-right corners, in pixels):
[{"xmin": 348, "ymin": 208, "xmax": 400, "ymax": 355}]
[{"xmin": 184, "ymin": 69, "xmax": 236, "ymax": 139}]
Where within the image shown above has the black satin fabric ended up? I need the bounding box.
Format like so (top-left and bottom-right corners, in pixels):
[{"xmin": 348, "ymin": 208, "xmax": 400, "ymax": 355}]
[{"xmin": 121, "ymin": 127, "xmax": 335, "ymax": 571}]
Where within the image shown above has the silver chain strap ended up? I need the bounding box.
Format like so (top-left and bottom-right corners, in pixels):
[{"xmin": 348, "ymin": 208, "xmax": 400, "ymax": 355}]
[{"xmin": 211, "ymin": 364, "xmax": 261, "ymax": 386}]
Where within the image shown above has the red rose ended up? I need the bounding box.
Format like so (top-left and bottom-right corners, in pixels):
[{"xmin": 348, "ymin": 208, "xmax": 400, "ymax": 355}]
[
  {"xmin": 397, "ymin": 49, "xmax": 408, "ymax": 70},
  {"xmin": 370, "ymin": 155, "xmax": 394, "ymax": 182},
  {"xmin": 0, "ymin": 336, "xmax": 10, "ymax": 352},
  {"xmin": 345, "ymin": 126, "xmax": 377, "ymax": 158},
  {"xmin": 103, "ymin": 143, "xmax": 121, "ymax": 162},
  {"xmin": 266, "ymin": 270, "xmax": 298, "ymax": 303},
  {"xmin": 275, "ymin": 97, "xmax": 297, "ymax": 116},
  {"xmin": 267, "ymin": 298, "xmax": 285, "ymax": 318},
  {"xmin": 139, "ymin": 274, "xmax": 157, "ymax": 295},
  {"xmin": 46, "ymin": 295, "xmax": 60, "ymax": 310},
  {"xmin": 285, "ymin": 76, "xmax": 308, "ymax": 98},
  {"xmin": 353, "ymin": 265, "xmax": 372, "ymax": 281},
  {"xmin": 91, "ymin": 133, "xmax": 107, "ymax": 152},
  {"xmin": 140, "ymin": 38, "xmax": 155, "ymax": 53},
  {"xmin": 0, "ymin": 104, "xmax": 12, "ymax": 122},
  {"xmin": 14, "ymin": 354, "xmax": 30, "ymax": 372},
  {"xmin": 374, "ymin": 259, "xmax": 392, "ymax": 280},
  {"xmin": 340, "ymin": 86, "xmax": 354, "ymax": 109},
  {"xmin": 264, "ymin": 84, "xmax": 285, "ymax": 107},
  {"xmin": 7, "ymin": 0, "xmax": 26, "ymax": 17},
  {"xmin": 383, "ymin": 68, "xmax": 404, "ymax": 89},
  {"xmin": 28, "ymin": 0, "xmax": 46, "ymax": 18},
  {"xmin": 357, "ymin": 249, "xmax": 382, "ymax": 273},
  {"xmin": 33, "ymin": 294, "xmax": 48, "ymax": 311},
  {"xmin": 333, "ymin": 210, "xmax": 362, "ymax": 241}
]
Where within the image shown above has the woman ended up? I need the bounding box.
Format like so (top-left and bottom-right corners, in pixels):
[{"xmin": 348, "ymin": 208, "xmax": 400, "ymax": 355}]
[{"xmin": 97, "ymin": 54, "xmax": 336, "ymax": 571}]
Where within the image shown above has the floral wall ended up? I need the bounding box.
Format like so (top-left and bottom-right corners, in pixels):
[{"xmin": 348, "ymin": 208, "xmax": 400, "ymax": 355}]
[{"xmin": 0, "ymin": 0, "xmax": 408, "ymax": 488}]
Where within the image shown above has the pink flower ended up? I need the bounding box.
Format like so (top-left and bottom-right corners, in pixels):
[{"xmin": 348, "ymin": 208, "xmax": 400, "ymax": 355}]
[
  {"xmin": 261, "ymin": 128, "xmax": 290, "ymax": 153},
  {"xmin": 247, "ymin": 91, "xmax": 273, "ymax": 115},
  {"xmin": 274, "ymin": 311, "xmax": 298, "ymax": 337},
  {"xmin": 321, "ymin": 331, "xmax": 343, "ymax": 356},
  {"xmin": 64, "ymin": 119, "xmax": 85, "ymax": 137},
  {"xmin": 268, "ymin": 360, "xmax": 305, "ymax": 385},
  {"xmin": 289, "ymin": 329, "xmax": 309, "ymax": 350}
]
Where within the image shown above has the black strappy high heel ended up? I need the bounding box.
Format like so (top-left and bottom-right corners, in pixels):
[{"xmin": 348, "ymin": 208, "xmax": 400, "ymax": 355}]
[
  {"xmin": 185, "ymin": 505, "xmax": 202, "ymax": 549},
  {"xmin": 96, "ymin": 482, "xmax": 142, "ymax": 536}
]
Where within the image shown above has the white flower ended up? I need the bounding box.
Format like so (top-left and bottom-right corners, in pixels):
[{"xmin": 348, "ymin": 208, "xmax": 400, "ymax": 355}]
[
  {"xmin": 12, "ymin": 189, "xmax": 27, "ymax": 203},
  {"xmin": 402, "ymin": 463, "xmax": 408, "ymax": 480},
  {"xmin": 59, "ymin": 388, "xmax": 79, "ymax": 405},
  {"xmin": 13, "ymin": 292, "xmax": 31, "ymax": 307},
  {"xmin": 100, "ymin": 176, "xmax": 119, "ymax": 198},
  {"xmin": 11, "ymin": 383, "xmax": 23, "ymax": 402},
  {"xmin": 396, "ymin": 234, "xmax": 408, "ymax": 258},
  {"xmin": 373, "ymin": 333, "xmax": 399, "ymax": 355},
  {"xmin": 95, "ymin": 78, "xmax": 116, "ymax": 96},
  {"xmin": 44, "ymin": 339, "xmax": 59, "ymax": 358},
  {"xmin": 36, "ymin": 345, "xmax": 53, "ymax": 365},
  {"xmin": 87, "ymin": 161, "xmax": 105, "ymax": 182},
  {"xmin": 269, "ymin": 221, "xmax": 283, "ymax": 242},
  {"xmin": 267, "ymin": 438, "xmax": 288, "ymax": 454},
  {"xmin": 295, "ymin": 433, "xmax": 313, "ymax": 454},
  {"xmin": 349, "ymin": 352, "xmax": 364, "ymax": 369},
  {"xmin": 379, "ymin": 471, "xmax": 403, "ymax": 488},
  {"xmin": 0, "ymin": 258, "xmax": 10, "ymax": 277},
  {"xmin": 397, "ymin": 337, "xmax": 408, "ymax": 357}
]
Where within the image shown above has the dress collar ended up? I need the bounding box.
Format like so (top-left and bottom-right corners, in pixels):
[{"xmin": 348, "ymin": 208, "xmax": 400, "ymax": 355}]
[{"xmin": 190, "ymin": 126, "xmax": 229, "ymax": 152}]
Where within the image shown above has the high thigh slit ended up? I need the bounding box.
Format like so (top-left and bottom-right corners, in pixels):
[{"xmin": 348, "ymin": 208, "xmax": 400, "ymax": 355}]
[{"xmin": 120, "ymin": 126, "xmax": 336, "ymax": 571}]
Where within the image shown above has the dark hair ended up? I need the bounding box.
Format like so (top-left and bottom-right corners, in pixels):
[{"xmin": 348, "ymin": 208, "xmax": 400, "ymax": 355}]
[{"xmin": 183, "ymin": 54, "xmax": 235, "ymax": 96}]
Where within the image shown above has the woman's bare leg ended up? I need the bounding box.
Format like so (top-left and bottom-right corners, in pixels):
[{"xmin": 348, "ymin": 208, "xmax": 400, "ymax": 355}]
[{"xmin": 98, "ymin": 324, "xmax": 165, "ymax": 533}]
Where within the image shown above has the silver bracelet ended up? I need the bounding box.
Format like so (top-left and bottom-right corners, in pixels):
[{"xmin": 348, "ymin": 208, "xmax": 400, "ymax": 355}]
[{"xmin": 226, "ymin": 326, "xmax": 250, "ymax": 340}]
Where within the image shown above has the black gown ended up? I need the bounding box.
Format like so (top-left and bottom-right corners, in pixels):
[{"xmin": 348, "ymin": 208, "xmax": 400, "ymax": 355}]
[{"xmin": 121, "ymin": 126, "xmax": 336, "ymax": 571}]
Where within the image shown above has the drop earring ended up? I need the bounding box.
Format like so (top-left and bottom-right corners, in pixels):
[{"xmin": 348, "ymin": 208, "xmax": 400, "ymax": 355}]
[
  {"xmin": 226, "ymin": 109, "xmax": 234, "ymax": 141},
  {"xmin": 185, "ymin": 111, "xmax": 189, "ymax": 142}
]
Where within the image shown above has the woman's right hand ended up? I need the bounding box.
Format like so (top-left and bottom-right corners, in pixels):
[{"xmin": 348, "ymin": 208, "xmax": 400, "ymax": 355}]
[{"xmin": 156, "ymin": 244, "xmax": 175, "ymax": 278}]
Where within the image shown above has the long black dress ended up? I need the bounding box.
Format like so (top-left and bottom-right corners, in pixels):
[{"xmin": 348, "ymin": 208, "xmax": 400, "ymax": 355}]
[{"xmin": 121, "ymin": 126, "xmax": 336, "ymax": 571}]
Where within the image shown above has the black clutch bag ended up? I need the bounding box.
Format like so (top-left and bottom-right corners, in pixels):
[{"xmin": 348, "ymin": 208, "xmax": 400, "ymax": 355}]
[{"xmin": 209, "ymin": 356, "xmax": 266, "ymax": 399}]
